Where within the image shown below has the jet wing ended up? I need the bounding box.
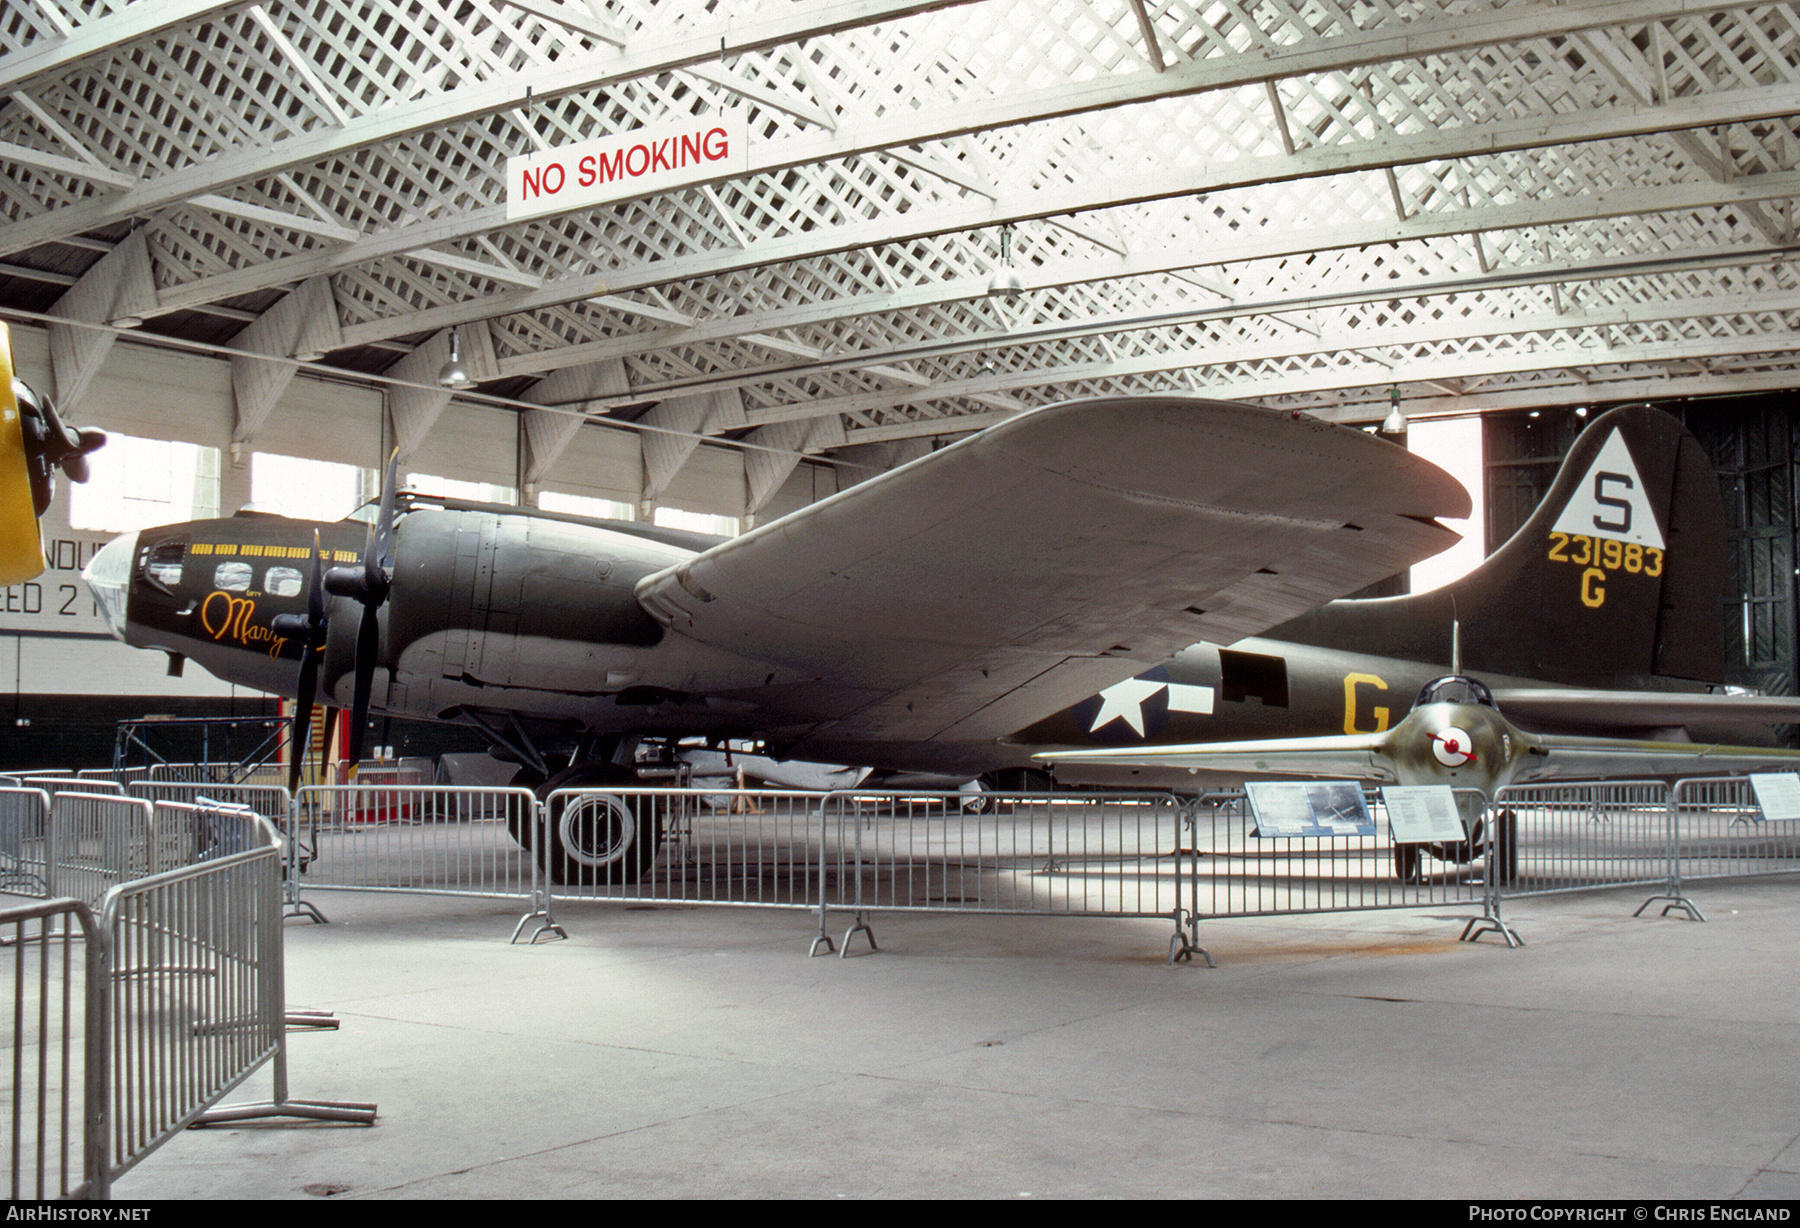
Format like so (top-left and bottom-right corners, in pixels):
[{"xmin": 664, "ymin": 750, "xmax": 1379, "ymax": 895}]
[
  {"xmin": 1491, "ymin": 689, "xmax": 1800, "ymax": 730},
  {"xmin": 636, "ymin": 397, "xmax": 1467, "ymax": 750},
  {"xmin": 1512, "ymin": 736, "xmax": 1800, "ymax": 784},
  {"xmin": 1034, "ymin": 734, "xmax": 1398, "ymax": 783},
  {"xmin": 1036, "ymin": 731, "xmax": 1800, "ymax": 787}
]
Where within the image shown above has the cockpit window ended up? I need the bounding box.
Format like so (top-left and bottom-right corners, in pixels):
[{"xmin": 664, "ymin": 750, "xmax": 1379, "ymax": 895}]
[
  {"xmin": 213, "ymin": 561, "xmax": 253, "ymax": 592},
  {"xmin": 266, "ymin": 566, "xmax": 304, "ymax": 598},
  {"xmin": 143, "ymin": 540, "xmax": 185, "ymax": 591},
  {"xmin": 1414, "ymin": 676, "xmax": 1496, "ymax": 709}
]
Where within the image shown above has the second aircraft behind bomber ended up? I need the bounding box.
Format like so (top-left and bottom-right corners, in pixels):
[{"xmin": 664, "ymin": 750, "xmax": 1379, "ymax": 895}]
[{"xmin": 81, "ymin": 398, "xmax": 1800, "ymax": 882}]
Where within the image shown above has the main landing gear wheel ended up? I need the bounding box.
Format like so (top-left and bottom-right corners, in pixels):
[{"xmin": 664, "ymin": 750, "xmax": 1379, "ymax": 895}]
[
  {"xmin": 1393, "ymin": 842, "xmax": 1423, "ymax": 883},
  {"xmin": 536, "ymin": 763, "xmax": 663, "ymax": 886}
]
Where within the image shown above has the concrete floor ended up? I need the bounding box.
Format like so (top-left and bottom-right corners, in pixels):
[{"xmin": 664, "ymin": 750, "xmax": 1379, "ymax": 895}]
[{"xmin": 113, "ymin": 879, "xmax": 1800, "ymax": 1200}]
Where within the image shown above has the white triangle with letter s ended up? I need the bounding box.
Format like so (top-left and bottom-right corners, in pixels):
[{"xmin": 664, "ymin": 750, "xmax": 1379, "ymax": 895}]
[{"xmin": 1550, "ymin": 428, "xmax": 1665, "ymax": 549}]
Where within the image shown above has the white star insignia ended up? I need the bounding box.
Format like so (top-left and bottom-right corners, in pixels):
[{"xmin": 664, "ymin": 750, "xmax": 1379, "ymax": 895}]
[
  {"xmin": 1087, "ymin": 678, "xmax": 1217, "ymax": 737},
  {"xmin": 1088, "ymin": 677, "xmax": 1165, "ymax": 736}
]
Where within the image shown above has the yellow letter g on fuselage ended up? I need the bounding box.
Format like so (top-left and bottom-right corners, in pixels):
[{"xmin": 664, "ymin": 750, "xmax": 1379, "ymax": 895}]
[{"xmin": 1343, "ymin": 673, "xmax": 1390, "ymax": 734}]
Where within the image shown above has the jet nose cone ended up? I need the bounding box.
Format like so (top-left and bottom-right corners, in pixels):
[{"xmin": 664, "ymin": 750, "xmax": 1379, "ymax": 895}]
[{"xmin": 82, "ymin": 531, "xmax": 136, "ymax": 642}]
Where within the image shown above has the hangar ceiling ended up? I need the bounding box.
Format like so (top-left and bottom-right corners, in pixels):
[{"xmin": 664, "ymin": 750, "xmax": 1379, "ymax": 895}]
[{"xmin": 3, "ymin": 0, "xmax": 1800, "ymax": 490}]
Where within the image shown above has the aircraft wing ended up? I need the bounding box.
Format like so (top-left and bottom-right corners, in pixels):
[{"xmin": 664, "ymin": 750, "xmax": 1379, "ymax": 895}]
[
  {"xmin": 1036, "ymin": 730, "xmax": 1800, "ymax": 787},
  {"xmin": 1511, "ymin": 736, "xmax": 1800, "ymax": 784},
  {"xmin": 1033, "ymin": 734, "xmax": 1399, "ymax": 783},
  {"xmin": 636, "ymin": 397, "xmax": 1468, "ymax": 750},
  {"xmin": 1491, "ymin": 689, "xmax": 1800, "ymax": 730}
]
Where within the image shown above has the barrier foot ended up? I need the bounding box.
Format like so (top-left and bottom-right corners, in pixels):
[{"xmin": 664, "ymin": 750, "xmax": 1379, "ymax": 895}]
[
  {"xmin": 510, "ymin": 909, "xmax": 567, "ymax": 944},
  {"xmin": 193, "ymin": 1097, "xmax": 377, "ymax": 1127},
  {"xmin": 838, "ymin": 910, "xmax": 878, "ymax": 958},
  {"xmin": 808, "ymin": 932, "xmax": 835, "ymax": 957},
  {"xmin": 1460, "ymin": 909, "xmax": 1523, "ymax": 947},
  {"xmin": 1168, "ymin": 930, "xmax": 1214, "ymax": 967},
  {"xmin": 286, "ymin": 1009, "xmax": 339, "ymax": 1030},
  {"xmin": 284, "ymin": 898, "xmax": 329, "ymax": 925},
  {"xmin": 1634, "ymin": 892, "xmax": 1705, "ymax": 922}
]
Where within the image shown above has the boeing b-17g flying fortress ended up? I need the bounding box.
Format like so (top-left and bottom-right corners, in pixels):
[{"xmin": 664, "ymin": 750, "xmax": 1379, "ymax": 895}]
[{"xmin": 76, "ymin": 393, "xmax": 1800, "ymax": 883}]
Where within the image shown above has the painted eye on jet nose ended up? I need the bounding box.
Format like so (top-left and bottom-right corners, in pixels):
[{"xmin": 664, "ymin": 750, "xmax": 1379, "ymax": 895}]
[
  {"xmin": 1430, "ymin": 727, "xmax": 1478, "ymax": 767},
  {"xmin": 81, "ymin": 531, "xmax": 137, "ymax": 640}
]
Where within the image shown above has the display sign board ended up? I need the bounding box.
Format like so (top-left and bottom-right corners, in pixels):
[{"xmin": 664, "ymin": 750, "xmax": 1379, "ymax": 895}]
[
  {"xmin": 1244, "ymin": 780, "xmax": 1374, "ymax": 838},
  {"xmin": 505, "ymin": 110, "xmax": 749, "ymax": 222},
  {"xmin": 1749, "ymin": 772, "xmax": 1800, "ymax": 822},
  {"xmin": 1381, "ymin": 785, "xmax": 1467, "ymax": 843}
]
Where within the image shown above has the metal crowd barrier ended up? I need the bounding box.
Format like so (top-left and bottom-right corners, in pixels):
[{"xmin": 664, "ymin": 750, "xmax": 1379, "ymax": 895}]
[
  {"xmin": 10, "ymin": 770, "xmax": 1800, "ymax": 964},
  {"xmin": 3, "ymin": 898, "xmax": 106, "ymax": 1199},
  {"xmin": 146, "ymin": 762, "xmax": 285, "ymax": 788},
  {"xmin": 102, "ymin": 815, "xmax": 375, "ymax": 1194},
  {"xmin": 292, "ymin": 785, "xmax": 548, "ymax": 939},
  {"xmin": 542, "ymin": 787, "xmax": 826, "ymax": 908},
  {"xmin": 1673, "ymin": 776, "xmax": 1800, "ymax": 883},
  {"xmin": 45, "ymin": 793, "xmax": 159, "ymax": 908},
  {"xmin": 1179, "ymin": 788, "xmax": 1506, "ymax": 957},
  {"xmin": 817, "ymin": 790, "xmax": 1189, "ymax": 953},
  {"xmin": 4, "ymin": 806, "xmax": 374, "ymax": 1200},
  {"xmin": 0, "ymin": 789, "xmax": 51, "ymax": 898},
  {"xmin": 1490, "ymin": 781, "xmax": 1675, "ymax": 890},
  {"xmin": 11, "ymin": 777, "xmax": 122, "ymax": 796}
]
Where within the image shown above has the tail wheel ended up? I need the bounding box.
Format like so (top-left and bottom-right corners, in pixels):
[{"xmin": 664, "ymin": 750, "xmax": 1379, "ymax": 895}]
[{"xmin": 537, "ymin": 763, "xmax": 663, "ymax": 886}]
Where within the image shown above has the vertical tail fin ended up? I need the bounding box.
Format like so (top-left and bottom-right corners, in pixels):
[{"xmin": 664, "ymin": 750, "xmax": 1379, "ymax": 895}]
[{"xmin": 1276, "ymin": 405, "xmax": 1726, "ymax": 687}]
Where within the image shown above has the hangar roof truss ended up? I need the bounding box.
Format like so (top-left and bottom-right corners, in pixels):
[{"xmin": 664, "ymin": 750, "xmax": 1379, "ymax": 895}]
[{"xmin": 4, "ymin": 0, "xmax": 1800, "ymax": 473}]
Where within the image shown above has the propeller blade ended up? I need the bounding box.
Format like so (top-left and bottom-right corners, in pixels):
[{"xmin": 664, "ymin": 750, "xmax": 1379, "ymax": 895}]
[
  {"xmin": 278, "ymin": 531, "xmax": 327, "ymax": 794},
  {"xmin": 325, "ymin": 452, "xmax": 401, "ymax": 779},
  {"xmin": 368, "ymin": 448, "xmax": 398, "ymax": 581},
  {"xmin": 346, "ymin": 596, "xmax": 380, "ymax": 769},
  {"xmin": 287, "ymin": 693, "xmax": 313, "ymax": 795},
  {"xmin": 13, "ymin": 379, "xmax": 105, "ymax": 516},
  {"xmin": 318, "ymin": 704, "xmax": 340, "ymax": 786}
]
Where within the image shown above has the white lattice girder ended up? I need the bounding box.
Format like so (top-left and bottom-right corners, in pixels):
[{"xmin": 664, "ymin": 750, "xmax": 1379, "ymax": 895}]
[
  {"xmin": 0, "ymin": 0, "xmax": 240, "ymax": 92},
  {"xmin": 150, "ymin": 77, "xmax": 1800, "ymax": 347},
  {"xmin": 12, "ymin": 0, "xmax": 1782, "ymax": 338},
  {"xmin": 1, "ymin": 0, "xmax": 1745, "ymax": 279},
  {"xmin": 797, "ymin": 316, "xmax": 1800, "ymax": 442},
  {"xmin": 45, "ymin": 227, "xmax": 155, "ymax": 414},
  {"xmin": 0, "ymin": 0, "xmax": 978, "ymax": 255},
  {"xmin": 386, "ymin": 328, "xmax": 501, "ymax": 460},
  {"xmin": 229, "ymin": 275, "xmax": 340, "ymax": 444},
  {"xmin": 519, "ymin": 356, "xmax": 631, "ymax": 483},
  {"xmin": 4, "ymin": 0, "xmax": 1800, "ymax": 470},
  {"xmin": 742, "ymin": 414, "xmax": 847, "ymax": 517},
  {"xmin": 639, "ymin": 387, "xmax": 746, "ymax": 504},
  {"xmin": 545, "ymin": 247, "xmax": 1800, "ymax": 420}
]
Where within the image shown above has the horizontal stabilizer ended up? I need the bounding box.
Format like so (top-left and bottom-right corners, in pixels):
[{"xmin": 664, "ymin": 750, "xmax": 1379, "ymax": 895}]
[{"xmin": 1036, "ymin": 733, "xmax": 1396, "ymax": 783}]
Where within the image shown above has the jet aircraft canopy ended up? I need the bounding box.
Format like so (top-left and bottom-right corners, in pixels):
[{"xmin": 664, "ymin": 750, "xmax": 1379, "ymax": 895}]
[{"xmin": 1414, "ymin": 676, "xmax": 1497, "ymax": 710}]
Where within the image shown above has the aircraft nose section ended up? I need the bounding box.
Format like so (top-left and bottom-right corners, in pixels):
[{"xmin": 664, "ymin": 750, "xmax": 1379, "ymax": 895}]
[{"xmin": 82, "ymin": 530, "xmax": 136, "ymax": 642}]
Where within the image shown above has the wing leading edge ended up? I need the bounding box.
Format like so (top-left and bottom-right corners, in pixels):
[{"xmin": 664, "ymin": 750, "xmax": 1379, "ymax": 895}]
[{"xmin": 635, "ymin": 398, "xmax": 1468, "ymax": 753}]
